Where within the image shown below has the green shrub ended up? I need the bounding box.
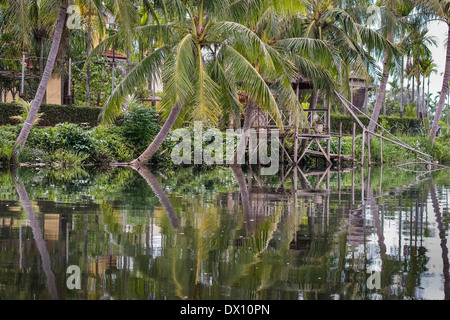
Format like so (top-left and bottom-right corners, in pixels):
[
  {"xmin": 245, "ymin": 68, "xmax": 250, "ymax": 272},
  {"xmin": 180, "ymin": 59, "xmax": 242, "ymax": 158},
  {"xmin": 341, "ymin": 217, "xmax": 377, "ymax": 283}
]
[
  {"xmin": 89, "ymin": 125, "xmax": 136, "ymax": 163},
  {"xmin": 17, "ymin": 147, "xmax": 49, "ymax": 164},
  {"xmin": 330, "ymin": 114, "xmax": 421, "ymax": 136},
  {"xmin": 0, "ymin": 103, "xmax": 24, "ymax": 126},
  {"xmin": 0, "ymin": 103, "xmax": 101, "ymax": 127},
  {"xmin": 0, "ymin": 127, "xmax": 16, "ymax": 164},
  {"xmin": 28, "ymin": 123, "xmax": 97, "ymax": 155},
  {"xmin": 118, "ymin": 104, "xmax": 161, "ymax": 150},
  {"xmin": 48, "ymin": 149, "xmax": 89, "ymax": 169}
]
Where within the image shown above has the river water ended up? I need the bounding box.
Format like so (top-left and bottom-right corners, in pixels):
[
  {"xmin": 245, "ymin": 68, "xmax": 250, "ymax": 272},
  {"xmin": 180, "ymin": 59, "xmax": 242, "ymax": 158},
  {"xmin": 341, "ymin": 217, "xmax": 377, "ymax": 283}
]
[{"xmin": 0, "ymin": 165, "xmax": 449, "ymax": 300}]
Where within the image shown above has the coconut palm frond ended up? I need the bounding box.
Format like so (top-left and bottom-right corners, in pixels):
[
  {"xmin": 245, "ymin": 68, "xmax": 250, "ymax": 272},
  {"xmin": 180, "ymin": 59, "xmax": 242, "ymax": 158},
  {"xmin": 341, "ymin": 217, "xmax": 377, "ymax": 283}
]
[{"xmin": 101, "ymin": 45, "xmax": 170, "ymax": 124}]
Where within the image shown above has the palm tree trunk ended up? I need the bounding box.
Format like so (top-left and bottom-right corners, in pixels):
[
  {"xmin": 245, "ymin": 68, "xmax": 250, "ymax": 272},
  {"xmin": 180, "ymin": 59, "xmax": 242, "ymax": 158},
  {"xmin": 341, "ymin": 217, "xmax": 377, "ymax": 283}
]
[
  {"xmin": 15, "ymin": 181, "xmax": 59, "ymax": 299},
  {"xmin": 400, "ymin": 56, "xmax": 404, "ymax": 116},
  {"xmin": 40, "ymin": 37, "xmax": 47, "ymax": 104},
  {"xmin": 230, "ymin": 97, "xmax": 256, "ymax": 165},
  {"xmin": 417, "ymin": 75, "xmax": 420, "ymax": 118},
  {"xmin": 133, "ymin": 166, "xmax": 180, "ymax": 229},
  {"xmin": 430, "ymin": 181, "xmax": 450, "ymax": 300},
  {"xmin": 12, "ymin": 2, "xmax": 67, "ymax": 163},
  {"xmin": 368, "ymin": 47, "xmax": 390, "ymax": 133},
  {"xmin": 427, "ymin": 76, "xmax": 431, "ymax": 114},
  {"xmin": 130, "ymin": 104, "xmax": 182, "ymax": 166},
  {"xmin": 431, "ymin": 23, "xmax": 450, "ymax": 144},
  {"xmin": 85, "ymin": 11, "xmax": 92, "ymax": 107}
]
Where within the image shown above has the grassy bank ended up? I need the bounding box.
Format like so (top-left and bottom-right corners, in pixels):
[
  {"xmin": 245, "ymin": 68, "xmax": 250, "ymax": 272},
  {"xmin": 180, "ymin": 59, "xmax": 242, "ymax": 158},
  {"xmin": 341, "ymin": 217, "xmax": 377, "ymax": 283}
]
[
  {"xmin": 1, "ymin": 102, "xmax": 449, "ymax": 168},
  {"xmin": 314, "ymin": 133, "xmax": 450, "ymax": 165},
  {"xmin": 0, "ymin": 103, "xmax": 173, "ymax": 169}
]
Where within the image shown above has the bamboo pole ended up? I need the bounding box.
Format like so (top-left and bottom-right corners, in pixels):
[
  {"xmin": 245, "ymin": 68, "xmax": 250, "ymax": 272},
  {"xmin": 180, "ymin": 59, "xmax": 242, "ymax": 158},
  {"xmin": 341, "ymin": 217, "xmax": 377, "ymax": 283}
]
[
  {"xmin": 380, "ymin": 136, "xmax": 383, "ymax": 164},
  {"xmin": 327, "ymin": 99, "xmax": 331, "ymax": 161},
  {"xmin": 368, "ymin": 133, "xmax": 372, "ymax": 166},
  {"xmin": 367, "ymin": 130, "xmax": 432, "ymax": 159},
  {"xmin": 335, "ymin": 90, "xmax": 432, "ymax": 160},
  {"xmin": 352, "ymin": 122, "xmax": 356, "ymax": 165},
  {"xmin": 338, "ymin": 122, "xmax": 342, "ymax": 166},
  {"xmin": 361, "ymin": 129, "xmax": 366, "ymax": 166}
]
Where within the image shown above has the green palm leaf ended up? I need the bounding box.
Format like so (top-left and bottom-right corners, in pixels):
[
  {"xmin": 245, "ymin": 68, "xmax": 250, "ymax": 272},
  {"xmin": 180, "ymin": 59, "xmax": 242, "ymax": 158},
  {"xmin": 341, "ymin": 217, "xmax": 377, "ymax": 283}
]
[{"xmin": 100, "ymin": 45, "xmax": 170, "ymax": 124}]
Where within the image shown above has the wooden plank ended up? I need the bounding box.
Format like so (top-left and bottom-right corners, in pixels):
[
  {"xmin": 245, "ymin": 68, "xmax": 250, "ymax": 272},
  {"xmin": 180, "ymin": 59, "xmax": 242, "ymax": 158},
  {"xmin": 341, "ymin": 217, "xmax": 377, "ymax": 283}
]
[
  {"xmin": 297, "ymin": 133, "xmax": 331, "ymax": 139},
  {"xmin": 302, "ymin": 108, "xmax": 328, "ymax": 112},
  {"xmin": 352, "ymin": 122, "xmax": 356, "ymax": 165},
  {"xmin": 334, "ymin": 91, "xmax": 365, "ymax": 129},
  {"xmin": 315, "ymin": 138, "xmax": 332, "ymax": 166},
  {"xmin": 338, "ymin": 122, "xmax": 342, "ymax": 166},
  {"xmin": 367, "ymin": 130, "xmax": 432, "ymax": 159},
  {"xmin": 304, "ymin": 150, "xmax": 353, "ymax": 161},
  {"xmin": 296, "ymin": 139, "xmax": 315, "ymax": 165}
]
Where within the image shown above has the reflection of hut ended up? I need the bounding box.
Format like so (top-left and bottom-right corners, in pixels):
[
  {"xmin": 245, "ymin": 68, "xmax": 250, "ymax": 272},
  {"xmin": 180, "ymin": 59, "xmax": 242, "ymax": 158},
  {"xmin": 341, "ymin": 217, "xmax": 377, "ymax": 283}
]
[{"xmin": 349, "ymin": 75, "xmax": 375, "ymax": 112}]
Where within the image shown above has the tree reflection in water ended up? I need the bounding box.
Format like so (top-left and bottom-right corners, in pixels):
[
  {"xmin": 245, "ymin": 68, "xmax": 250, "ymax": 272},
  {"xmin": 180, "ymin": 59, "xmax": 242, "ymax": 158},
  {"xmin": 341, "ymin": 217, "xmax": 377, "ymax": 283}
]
[{"xmin": 0, "ymin": 165, "xmax": 449, "ymax": 300}]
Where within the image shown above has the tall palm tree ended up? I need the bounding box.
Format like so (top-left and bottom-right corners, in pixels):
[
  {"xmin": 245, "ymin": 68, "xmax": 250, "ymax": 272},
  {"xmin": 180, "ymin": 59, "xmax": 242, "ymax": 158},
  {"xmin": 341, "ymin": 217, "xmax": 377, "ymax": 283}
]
[
  {"xmin": 12, "ymin": 1, "xmax": 68, "ymax": 165},
  {"xmin": 10, "ymin": 0, "xmax": 136, "ymax": 165},
  {"xmin": 367, "ymin": 0, "xmax": 399, "ymax": 134},
  {"xmin": 420, "ymin": 0, "xmax": 450, "ymax": 142},
  {"xmin": 99, "ymin": 0, "xmax": 301, "ymax": 167},
  {"xmin": 75, "ymin": 0, "xmax": 107, "ymax": 107},
  {"xmin": 30, "ymin": 0, "xmax": 54, "ymax": 104},
  {"xmin": 404, "ymin": 26, "xmax": 437, "ymax": 118},
  {"xmin": 417, "ymin": 0, "xmax": 450, "ymax": 143},
  {"xmin": 420, "ymin": 57, "xmax": 438, "ymax": 113}
]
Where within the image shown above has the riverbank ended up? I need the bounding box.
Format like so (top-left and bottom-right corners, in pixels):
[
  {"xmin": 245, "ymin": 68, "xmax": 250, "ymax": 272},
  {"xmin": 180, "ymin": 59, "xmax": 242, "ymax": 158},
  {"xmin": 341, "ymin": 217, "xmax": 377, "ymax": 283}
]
[{"xmin": 1, "ymin": 104, "xmax": 449, "ymax": 169}]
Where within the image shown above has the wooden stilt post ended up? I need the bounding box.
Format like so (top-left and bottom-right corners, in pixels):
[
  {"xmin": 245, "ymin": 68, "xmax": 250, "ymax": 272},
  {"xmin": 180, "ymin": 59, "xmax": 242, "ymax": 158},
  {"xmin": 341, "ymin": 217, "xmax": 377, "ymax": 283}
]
[
  {"xmin": 327, "ymin": 100, "xmax": 331, "ymax": 162},
  {"xmin": 361, "ymin": 128, "xmax": 366, "ymax": 166},
  {"xmin": 338, "ymin": 122, "xmax": 342, "ymax": 166},
  {"xmin": 351, "ymin": 167, "xmax": 355, "ymax": 204},
  {"xmin": 380, "ymin": 136, "xmax": 383, "ymax": 165},
  {"xmin": 352, "ymin": 122, "xmax": 356, "ymax": 165},
  {"xmin": 368, "ymin": 132, "xmax": 371, "ymax": 166},
  {"xmin": 294, "ymin": 123, "xmax": 298, "ymax": 165}
]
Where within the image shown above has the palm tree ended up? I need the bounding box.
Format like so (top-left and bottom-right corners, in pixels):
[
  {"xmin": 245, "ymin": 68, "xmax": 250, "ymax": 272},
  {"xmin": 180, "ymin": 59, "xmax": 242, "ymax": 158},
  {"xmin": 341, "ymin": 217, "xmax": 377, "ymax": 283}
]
[
  {"xmin": 12, "ymin": 1, "xmax": 68, "ymax": 165},
  {"xmin": 75, "ymin": 0, "xmax": 107, "ymax": 107},
  {"xmin": 404, "ymin": 26, "xmax": 437, "ymax": 118},
  {"xmin": 420, "ymin": 56, "xmax": 438, "ymax": 116},
  {"xmin": 9, "ymin": 0, "xmax": 136, "ymax": 165},
  {"xmin": 367, "ymin": 0, "xmax": 400, "ymax": 134},
  {"xmin": 417, "ymin": 0, "xmax": 450, "ymax": 143},
  {"xmin": 30, "ymin": 0, "xmax": 54, "ymax": 104},
  {"xmin": 99, "ymin": 0, "xmax": 300, "ymax": 167}
]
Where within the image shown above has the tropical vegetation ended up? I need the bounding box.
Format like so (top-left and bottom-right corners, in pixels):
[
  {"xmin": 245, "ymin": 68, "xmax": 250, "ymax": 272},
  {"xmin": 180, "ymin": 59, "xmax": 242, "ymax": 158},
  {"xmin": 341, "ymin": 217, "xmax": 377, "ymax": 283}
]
[{"xmin": 1, "ymin": 0, "xmax": 450, "ymax": 168}]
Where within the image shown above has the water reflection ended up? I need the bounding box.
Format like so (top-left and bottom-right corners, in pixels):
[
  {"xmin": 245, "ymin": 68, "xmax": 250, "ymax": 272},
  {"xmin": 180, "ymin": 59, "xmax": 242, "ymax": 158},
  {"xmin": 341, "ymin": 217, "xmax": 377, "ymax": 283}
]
[{"xmin": 0, "ymin": 165, "xmax": 449, "ymax": 300}]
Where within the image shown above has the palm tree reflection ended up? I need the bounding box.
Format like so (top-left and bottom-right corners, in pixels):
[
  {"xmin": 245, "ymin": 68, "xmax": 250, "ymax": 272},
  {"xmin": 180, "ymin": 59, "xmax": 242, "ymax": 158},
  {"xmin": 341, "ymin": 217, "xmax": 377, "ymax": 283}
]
[
  {"xmin": 14, "ymin": 180, "xmax": 59, "ymax": 300},
  {"xmin": 132, "ymin": 165, "xmax": 180, "ymax": 229},
  {"xmin": 430, "ymin": 181, "xmax": 450, "ymax": 300}
]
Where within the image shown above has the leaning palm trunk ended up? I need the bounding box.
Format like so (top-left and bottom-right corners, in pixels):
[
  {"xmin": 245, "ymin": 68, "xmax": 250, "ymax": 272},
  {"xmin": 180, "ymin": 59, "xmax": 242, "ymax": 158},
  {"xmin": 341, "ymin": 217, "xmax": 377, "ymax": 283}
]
[
  {"xmin": 368, "ymin": 46, "xmax": 391, "ymax": 134},
  {"xmin": 15, "ymin": 181, "xmax": 59, "ymax": 299},
  {"xmin": 133, "ymin": 165, "xmax": 180, "ymax": 229},
  {"xmin": 430, "ymin": 181, "xmax": 450, "ymax": 299},
  {"xmin": 130, "ymin": 104, "xmax": 182, "ymax": 166},
  {"xmin": 229, "ymin": 97, "xmax": 257, "ymax": 165},
  {"xmin": 85, "ymin": 13, "xmax": 92, "ymax": 107},
  {"xmin": 12, "ymin": 3, "xmax": 67, "ymax": 163},
  {"xmin": 430, "ymin": 24, "xmax": 450, "ymax": 144}
]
